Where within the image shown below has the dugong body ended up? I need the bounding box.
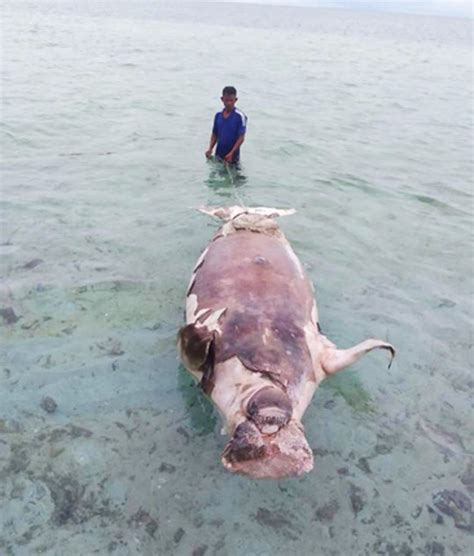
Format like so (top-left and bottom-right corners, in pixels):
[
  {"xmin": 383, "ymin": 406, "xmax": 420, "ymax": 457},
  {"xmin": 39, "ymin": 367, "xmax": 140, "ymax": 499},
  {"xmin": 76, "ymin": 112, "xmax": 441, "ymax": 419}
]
[{"xmin": 178, "ymin": 206, "xmax": 394, "ymax": 479}]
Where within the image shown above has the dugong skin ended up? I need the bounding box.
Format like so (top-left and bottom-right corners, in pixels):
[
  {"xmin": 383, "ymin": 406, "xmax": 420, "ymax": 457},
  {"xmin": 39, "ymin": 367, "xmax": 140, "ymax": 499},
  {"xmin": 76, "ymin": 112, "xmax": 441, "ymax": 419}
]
[{"xmin": 178, "ymin": 206, "xmax": 395, "ymax": 479}]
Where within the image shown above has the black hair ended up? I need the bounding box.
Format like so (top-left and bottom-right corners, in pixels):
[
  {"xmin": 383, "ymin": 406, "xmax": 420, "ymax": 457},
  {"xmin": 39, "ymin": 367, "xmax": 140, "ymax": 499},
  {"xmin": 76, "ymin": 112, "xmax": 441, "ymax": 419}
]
[{"xmin": 222, "ymin": 86, "xmax": 237, "ymax": 97}]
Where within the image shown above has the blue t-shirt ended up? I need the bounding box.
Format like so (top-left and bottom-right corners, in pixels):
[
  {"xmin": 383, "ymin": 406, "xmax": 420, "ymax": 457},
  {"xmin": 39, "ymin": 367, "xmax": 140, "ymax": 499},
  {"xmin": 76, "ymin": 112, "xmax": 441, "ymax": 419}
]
[{"xmin": 212, "ymin": 109, "xmax": 247, "ymax": 162}]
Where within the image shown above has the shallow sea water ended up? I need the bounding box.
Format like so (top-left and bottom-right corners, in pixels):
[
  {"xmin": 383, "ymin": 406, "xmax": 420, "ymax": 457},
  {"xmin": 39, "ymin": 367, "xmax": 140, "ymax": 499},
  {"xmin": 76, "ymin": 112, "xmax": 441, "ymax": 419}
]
[{"xmin": 1, "ymin": 1, "xmax": 473, "ymax": 554}]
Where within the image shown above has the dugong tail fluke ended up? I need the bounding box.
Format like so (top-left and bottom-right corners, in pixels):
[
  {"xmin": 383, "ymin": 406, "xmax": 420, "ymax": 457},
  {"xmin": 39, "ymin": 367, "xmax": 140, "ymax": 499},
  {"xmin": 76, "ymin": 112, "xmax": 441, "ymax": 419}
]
[
  {"xmin": 198, "ymin": 205, "xmax": 296, "ymax": 221},
  {"xmin": 178, "ymin": 206, "xmax": 396, "ymax": 479}
]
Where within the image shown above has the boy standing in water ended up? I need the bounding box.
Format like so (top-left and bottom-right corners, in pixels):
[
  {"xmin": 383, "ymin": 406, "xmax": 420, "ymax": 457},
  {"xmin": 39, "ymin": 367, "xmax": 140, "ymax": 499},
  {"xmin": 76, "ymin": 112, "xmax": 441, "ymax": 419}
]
[{"xmin": 205, "ymin": 86, "xmax": 247, "ymax": 164}]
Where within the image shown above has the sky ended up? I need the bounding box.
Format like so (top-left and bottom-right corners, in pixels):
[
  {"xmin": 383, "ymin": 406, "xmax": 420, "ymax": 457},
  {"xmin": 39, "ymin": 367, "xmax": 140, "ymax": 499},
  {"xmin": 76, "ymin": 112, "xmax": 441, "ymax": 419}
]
[{"xmin": 214, "ymin": 0, "xmax": 474, "ymax": 17}]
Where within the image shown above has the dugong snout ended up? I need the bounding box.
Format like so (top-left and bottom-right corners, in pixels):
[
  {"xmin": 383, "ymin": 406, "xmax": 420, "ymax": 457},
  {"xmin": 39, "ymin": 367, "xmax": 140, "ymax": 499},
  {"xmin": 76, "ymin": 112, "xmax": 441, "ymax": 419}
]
[
  {"xmin": 246, "ymin": 385, "xmax": 293, "ymax": 434},
  {"xmin": 221, "ymin": 420, "xmax": 314, "ymax": 479}
]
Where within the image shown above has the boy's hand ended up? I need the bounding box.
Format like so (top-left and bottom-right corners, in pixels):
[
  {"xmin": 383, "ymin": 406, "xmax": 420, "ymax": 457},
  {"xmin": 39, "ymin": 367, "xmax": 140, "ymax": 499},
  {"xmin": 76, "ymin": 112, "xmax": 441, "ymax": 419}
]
[
  {"xmin": 205, "ymin": 149, "xmax": 213, "ymax": 159},
  {"xmin": 224, "ymin": 152, "xmax": 234, "ymax": 163}
]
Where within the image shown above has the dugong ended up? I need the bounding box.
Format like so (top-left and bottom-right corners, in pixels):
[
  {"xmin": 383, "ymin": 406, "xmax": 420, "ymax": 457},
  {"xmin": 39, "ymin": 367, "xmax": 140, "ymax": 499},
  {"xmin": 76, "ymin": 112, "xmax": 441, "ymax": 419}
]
[{"xmin": 178, "ymin": 206, "xmax": 395, "ymax": 479}]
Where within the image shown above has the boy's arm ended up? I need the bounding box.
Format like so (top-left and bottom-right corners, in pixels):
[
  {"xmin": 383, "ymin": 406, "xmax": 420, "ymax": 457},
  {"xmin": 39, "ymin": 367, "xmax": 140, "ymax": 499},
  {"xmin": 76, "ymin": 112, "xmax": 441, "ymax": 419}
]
[
  {"xmin": 206, "ymin": 133, "xmax": 217, "ymax": 158},
  {"xmin": 224, "ymin": 134, "xmax": 245, "ymax": 162}
]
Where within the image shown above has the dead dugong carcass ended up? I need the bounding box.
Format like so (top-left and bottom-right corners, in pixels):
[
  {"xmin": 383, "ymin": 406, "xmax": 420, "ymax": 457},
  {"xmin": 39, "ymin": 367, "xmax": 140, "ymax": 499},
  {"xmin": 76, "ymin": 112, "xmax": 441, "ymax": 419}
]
[{"xmin": 178, "ymin": 206, "xmax": 395, "ymax": 479}]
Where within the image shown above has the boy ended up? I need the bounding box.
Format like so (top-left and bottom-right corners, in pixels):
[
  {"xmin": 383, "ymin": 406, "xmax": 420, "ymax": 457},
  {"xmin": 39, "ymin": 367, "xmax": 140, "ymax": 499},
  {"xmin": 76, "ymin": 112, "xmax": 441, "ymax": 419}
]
[{"xmin": 205, "ymin": 86, "xmax": 247, "ymax": 164}]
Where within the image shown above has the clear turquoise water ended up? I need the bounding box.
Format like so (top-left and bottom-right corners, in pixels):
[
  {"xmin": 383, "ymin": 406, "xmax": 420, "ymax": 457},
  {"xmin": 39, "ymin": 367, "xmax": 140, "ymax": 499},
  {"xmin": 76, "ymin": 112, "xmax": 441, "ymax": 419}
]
[{"xmin": 1, "ymin": 1, "xmax": 473, "ymax": 554}]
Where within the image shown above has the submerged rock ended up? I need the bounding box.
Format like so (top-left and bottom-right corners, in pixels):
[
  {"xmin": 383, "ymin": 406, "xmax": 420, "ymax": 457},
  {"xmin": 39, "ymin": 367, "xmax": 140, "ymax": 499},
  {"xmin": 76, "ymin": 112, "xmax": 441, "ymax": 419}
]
[
  {"xmin": 0, "ymin": 478, "xmax": 54, "ymax": 540},
  {"xmin": 97, "ymin": 338, "xmax": 125, "ymax": 356},
  {"xmin": 254, "ymin": 507, "xmax": 299, "ymax": 540},
  {"xmin": 349, "ymin": 483, "xmax": 367, "ymax": 516},
  {"xmin": 7, "ymin": 444, "xmax": 31, "ymax": 473},
  {"xmin": 174, "ymin": 527, "xmax": 185, "ymax": 544},
  {"xmin": 44, "ymin": 475, "xmax": 86, "ymax": 525},
  {"xmin": 372, "ymin": 540, "xmax": 414, "ymax": 555},
  {"xmin": 461, "ymin": 460, "xmax": 474, "ymax": 494},
  {"xmin": 427, "ymin": 505, "xmax": 444, "ymax": 525},
  {"xmin": 40, "ymin": 396, "xmax": 58, "ymax": 414},
  {"xmin": 432, "ymin": 489, "xmax": 473, "ymax": 531},
  {"xmin": 357, "ymin": 457, "xmax": 372, "ymax": 474},
  {"xmin": 424, "ymin": 541, "xmax": 445, "ymax": 556},
  {"xmin": 23, "ymin": 258, "xmax": 43, "ymax": 269},
  {"xmin": 314, "ymin": 499, "xmax": 340, "ymax": 522},
  {"xmin": 42, "ymin": 472, "xmax": 117, "ymax": 526},
  {"xmin": 128, "ymin": 509, "xmax": 159, "ymax": 538},
  {"xmin": 418, "ymin": 419, "xmax": 466, "ymax": 456},
  {"xmin": 255, "ymin": 507, "xmax": 293, "ymax": 529},
  {"xmin": 159, "ymin": 462, "xmax": 176, "ymax": 473},
  {"xmin": 0, "ymin": 307, "xmax": 19, "ymax": 325}
]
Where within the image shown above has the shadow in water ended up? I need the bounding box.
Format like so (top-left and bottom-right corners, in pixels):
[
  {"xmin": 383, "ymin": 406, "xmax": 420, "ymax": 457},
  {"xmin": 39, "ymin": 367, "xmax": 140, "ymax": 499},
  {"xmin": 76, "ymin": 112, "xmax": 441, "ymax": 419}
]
[
  {"xmin": 321, "ymin": 370, "xmax": 375, "ymax": 414},
  {"xmin": 177, "ymin": 364, "xmax": 217, "ymax": 435},
  {"xmin": 205, "ymin": 158, "xmax": 247, "ymax": 198}
]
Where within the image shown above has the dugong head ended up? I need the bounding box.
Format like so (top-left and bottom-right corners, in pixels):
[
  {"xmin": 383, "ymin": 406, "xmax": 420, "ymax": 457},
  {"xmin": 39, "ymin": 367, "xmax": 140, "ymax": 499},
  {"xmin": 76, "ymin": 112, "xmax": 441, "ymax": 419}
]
[{"xmin": 221, "ymin": 419, "xmax": 314, "ymax": 479}]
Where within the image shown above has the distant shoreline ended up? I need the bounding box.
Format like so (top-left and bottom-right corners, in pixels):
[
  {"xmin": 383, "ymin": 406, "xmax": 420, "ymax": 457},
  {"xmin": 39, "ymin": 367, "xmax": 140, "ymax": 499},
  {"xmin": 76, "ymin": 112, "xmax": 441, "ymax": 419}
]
[{"xmin": 214, "ymin": 0, "xmax": 474, "ymax": 19}]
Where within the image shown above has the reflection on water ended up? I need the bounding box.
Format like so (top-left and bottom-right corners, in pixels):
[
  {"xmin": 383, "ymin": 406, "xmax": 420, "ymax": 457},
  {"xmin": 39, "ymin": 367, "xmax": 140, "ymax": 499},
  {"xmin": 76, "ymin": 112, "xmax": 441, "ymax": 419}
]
[{"xmin": 205, "ymin": 158, "xmax": 247, "ymax": 197}]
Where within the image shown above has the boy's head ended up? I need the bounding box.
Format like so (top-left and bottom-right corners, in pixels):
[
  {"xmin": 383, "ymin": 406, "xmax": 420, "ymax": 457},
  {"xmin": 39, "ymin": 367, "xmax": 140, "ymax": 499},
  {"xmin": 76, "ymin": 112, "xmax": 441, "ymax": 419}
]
[{"xmin": 221, "ymin": 86, "xmax": 238, "ymax": 111}]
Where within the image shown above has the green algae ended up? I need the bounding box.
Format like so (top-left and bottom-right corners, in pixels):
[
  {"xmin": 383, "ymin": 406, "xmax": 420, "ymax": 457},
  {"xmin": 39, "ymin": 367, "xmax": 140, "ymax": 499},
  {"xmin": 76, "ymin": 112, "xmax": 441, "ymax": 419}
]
[{"xmin": 177, "ymin": 365, "xmax": 217, "ymax": 436}]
